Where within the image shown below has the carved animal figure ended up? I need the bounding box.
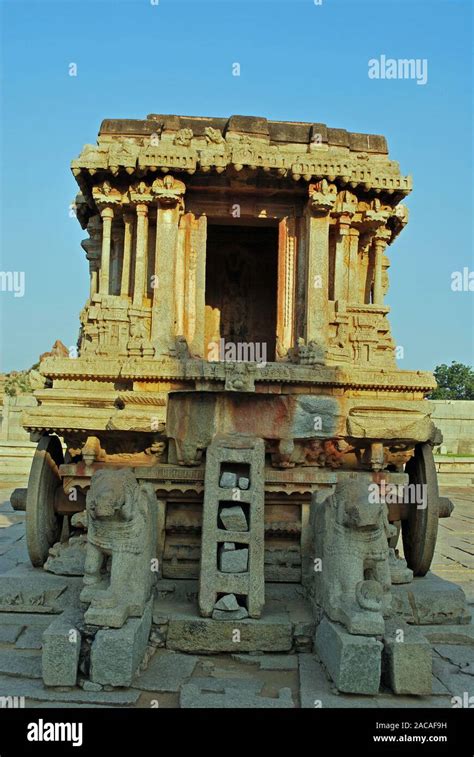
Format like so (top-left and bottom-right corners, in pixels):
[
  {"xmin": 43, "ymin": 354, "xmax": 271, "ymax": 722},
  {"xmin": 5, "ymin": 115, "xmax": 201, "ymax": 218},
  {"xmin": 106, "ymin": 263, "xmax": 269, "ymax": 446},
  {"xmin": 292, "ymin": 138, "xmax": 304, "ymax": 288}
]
[
  {"xmin": 312, "ymin": 473, "xmax": 394, "ymax": 635},
  {"xmin": 80, "ymin": 468, "xmax": 157, "ymax": 628}
]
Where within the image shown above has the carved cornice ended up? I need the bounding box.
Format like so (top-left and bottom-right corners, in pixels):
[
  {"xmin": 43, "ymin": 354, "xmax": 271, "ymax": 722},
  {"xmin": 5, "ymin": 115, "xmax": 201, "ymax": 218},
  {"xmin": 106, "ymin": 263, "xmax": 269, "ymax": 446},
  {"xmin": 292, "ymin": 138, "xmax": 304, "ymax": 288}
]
[
  {"xmin": 72, "ymin": 139, "xmax": 412, "ymax": 196},
  {"xmin": 35, "ymin": 356, "xmax": 437, "ymax": 393}
]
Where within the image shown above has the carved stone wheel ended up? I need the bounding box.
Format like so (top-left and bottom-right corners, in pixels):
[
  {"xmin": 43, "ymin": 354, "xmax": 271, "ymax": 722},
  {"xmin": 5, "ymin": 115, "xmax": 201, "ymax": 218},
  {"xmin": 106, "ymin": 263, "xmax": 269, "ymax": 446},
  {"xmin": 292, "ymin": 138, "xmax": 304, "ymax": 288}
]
[
  {"xmin": 26, "ymin": 435, "xmax": 64, "ymax": 567},
  {"xmin": 402, "ymin": 442, "xmax": 440, "ymax": 577}
]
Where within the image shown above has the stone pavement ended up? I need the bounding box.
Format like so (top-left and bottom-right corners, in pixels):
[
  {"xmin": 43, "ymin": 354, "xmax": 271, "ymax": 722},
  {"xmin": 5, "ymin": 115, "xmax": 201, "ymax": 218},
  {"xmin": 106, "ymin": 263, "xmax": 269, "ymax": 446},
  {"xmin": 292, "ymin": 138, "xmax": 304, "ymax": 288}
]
[
  {"xmin": 433, "ymin": 486, "xmax": 474, "ymax": 603},
  {"xmin": 0, "ymin": 483, "xmax": 472, "ymax": 709}
]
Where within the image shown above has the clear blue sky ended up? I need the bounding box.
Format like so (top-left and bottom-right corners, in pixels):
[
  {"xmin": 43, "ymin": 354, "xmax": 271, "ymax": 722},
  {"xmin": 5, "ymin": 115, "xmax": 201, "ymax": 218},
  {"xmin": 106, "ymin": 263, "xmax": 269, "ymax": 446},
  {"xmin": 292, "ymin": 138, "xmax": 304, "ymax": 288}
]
[{"xmin": 0, "ymin": 0, "xmax": 472, "ymax": 373}]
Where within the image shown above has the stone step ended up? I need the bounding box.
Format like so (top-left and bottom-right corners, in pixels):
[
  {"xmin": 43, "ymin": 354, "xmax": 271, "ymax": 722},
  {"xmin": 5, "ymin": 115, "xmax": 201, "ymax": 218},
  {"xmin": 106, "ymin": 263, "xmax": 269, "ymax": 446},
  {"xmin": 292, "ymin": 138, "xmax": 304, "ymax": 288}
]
[{"xmin": 154, "ymin": 597, "xmax": 295, "ymax": 653}]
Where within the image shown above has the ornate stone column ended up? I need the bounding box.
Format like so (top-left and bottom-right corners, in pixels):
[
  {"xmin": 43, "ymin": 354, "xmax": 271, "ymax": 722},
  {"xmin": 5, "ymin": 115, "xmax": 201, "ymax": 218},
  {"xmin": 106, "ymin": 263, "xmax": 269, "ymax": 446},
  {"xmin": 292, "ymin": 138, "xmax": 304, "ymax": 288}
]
[
  {"xmin": 276, "ymin": 217, "xmax": 296, "ymax": 358},
  {"xmin": 128, "ymin": 181, "xmax": 154, "ymax": 309},
  {"xmin": 357, "ymin": 201, "xmax": 391, "ymax": 306},
  {"xmin": 81, "ymin": 215, "xmax": 102, "ymax": 299},
  {"xmin": 90, "ymin": 264, "xmax": 99, "ymax": 299},
  {"xmin": 189, "ymin": 213, "xmax": 207, "ymax": 358},
  {"xmin": 347, "ymin": 227, "xmax": 360, "ymax": 303},
  {"xmin": 92, "ymin": 182, "xmax": 122, "ymax": 298},
  {"xmin": 111, "ymin": 221, "xmax": 123, "ymax": 295},
  {"xmin": 373, "ymin": 228, "xmax": 391, "ymax": 305},
  {"xmin": 305, "ymin": 180, "xmax": 337, "ymax": 346},
  {"xmin": 120, "ymin": 210, "xmax": 134, "ymax": 297},
  {"xmin": 133, "ymin": 203, "xmax": 149, "ymax": 307},
  {"xmin": 99, "ymin": 207, "xmax": 114, "ymax": 295},
  {"xmin": 332, "ymin": 191, "xmax": 357, "ymax": 303},
  {"xmin": 150, "ymin": 177, "xmax": 186, "ymax": 353}
]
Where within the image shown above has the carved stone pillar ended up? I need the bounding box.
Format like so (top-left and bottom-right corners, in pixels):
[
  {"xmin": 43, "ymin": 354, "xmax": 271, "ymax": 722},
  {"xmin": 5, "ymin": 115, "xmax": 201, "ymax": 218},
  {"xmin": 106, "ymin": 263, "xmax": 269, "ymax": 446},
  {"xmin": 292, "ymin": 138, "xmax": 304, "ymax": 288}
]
[
  {"xmin": 150, "ymin": 177, "xmax": 186, "ymax": 353},
  {"xmin": 305, "ymin": 181, "xmax": 337, "ymax": 346},
  {"xmin": 358, "ymin": 232, "xmax": 373, "ymax": 304},
  {"xmin": 91, "ymin": 182, "xmax": 122, "ymax": 298},
  {"xmin": 90, "ymin": 265, "xmax": 99, "ymax": 299},
  {"xmin": 99, "ymin": 207, "xmax": 114, "ymax": 295},
  {"xmin": 133, "ymin": 204, "xmax": 148, "ymax": 308},
  {"xmin": 333, "ymin": 191, "xmax": 357, "ymax": 304},
  {"xmin": 347, "ymin": 227, "xmax": 360, "ymax": 303},
  {"xmin": 111, "ymin": 221, "xmax": 123, "ymax": 296},
  {"xmin": 175, "ymin": 222, "xmax": 186, "ymax": 336},
  {"xmin": 359, "ymin": 203, "xmax": 391, "ymax": 306},
  {"xmin": 189, "ymin": 213, "xmax": 207, "ymax": 357},
  {"xmin": 81, "ymin": 215, "xmax": 101, "ymax": 300},
  {"xmin": 333, "ymin": 218, "xmax": 350, "ymax": 303},
  {"xmin": 373, "ymin": 229, "xmax": 391, "ymax": 305},
  {"xmin": 120, "ymin": 211, "xmax": 134, "ymax": 297},
  {"xmin": 276, "ymin": 217, "xmax": 296, "ymax": 358}
]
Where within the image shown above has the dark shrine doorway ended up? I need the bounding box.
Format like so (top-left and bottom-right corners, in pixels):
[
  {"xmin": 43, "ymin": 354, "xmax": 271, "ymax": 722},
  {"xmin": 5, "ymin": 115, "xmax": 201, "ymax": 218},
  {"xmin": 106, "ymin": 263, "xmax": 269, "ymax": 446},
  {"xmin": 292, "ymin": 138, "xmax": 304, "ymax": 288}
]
[{"xmin": 204, "ymin": 221, "xmax": 278, "ymax": 362}]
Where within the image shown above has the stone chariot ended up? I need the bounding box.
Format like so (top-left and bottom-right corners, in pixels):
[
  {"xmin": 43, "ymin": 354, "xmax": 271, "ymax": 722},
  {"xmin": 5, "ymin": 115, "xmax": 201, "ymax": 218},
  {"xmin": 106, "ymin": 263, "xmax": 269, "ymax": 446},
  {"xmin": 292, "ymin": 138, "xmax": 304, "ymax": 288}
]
[{"xmin": 14, "ymin": 113, "xmax": 459, "ymax": 694}]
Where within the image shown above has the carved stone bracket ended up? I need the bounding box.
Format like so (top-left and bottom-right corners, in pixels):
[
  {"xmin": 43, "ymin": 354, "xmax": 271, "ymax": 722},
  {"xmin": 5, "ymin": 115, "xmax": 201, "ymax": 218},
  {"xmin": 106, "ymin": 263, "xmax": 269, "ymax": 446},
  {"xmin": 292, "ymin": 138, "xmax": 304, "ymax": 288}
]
[
  {"xmin": 92, "ymin": 181, "xmax": 123, "ymax": 210},
  {"xmin": 308, "ymin": 179, "xmax": 337, "ymax": 214},
  {"xmin": 151, "ymin": 175, "xmax": 186, "ymax": 207}
]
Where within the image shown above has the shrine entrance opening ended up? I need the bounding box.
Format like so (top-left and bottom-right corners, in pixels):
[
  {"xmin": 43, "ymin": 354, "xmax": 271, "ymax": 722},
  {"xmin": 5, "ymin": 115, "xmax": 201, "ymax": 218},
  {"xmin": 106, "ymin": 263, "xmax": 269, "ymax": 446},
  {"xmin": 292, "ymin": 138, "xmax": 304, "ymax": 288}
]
[{"xmin": 204, "ymin": 221, "xmax": 279, "ymax": 363}]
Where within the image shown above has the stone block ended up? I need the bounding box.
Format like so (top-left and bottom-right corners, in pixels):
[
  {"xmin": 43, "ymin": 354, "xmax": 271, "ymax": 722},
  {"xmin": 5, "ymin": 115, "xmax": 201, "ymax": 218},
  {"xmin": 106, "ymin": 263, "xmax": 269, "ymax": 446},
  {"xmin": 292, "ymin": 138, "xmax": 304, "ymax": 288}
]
[
  {"xmin": 167, "ymin": 606, "xmax": 292, "ymax": 653},
  {"xmin": 391, "ymin": 573, "xmax": 470, "ymax": 625},
  {"xmin": 44, "ymin": 536, "xmax": 87, "ymax": 576},
  {"xmin": 90, "ymin": 599, "xmax": 152, "ymax": 687},
  {"xmin": 220, "ymin": 547, "xmax": 248, "ymax": 573},
  {"xmin": 314, "ymin": 616, "xmax": 382, "ymax": 695},
  {"xmin": 220, "ymin": 471, "xmax": 237, "ymax": 488},
  {"xmin": 383, "ymin": 619, "xmax": 432, "ymax": 695},
  {"xmin": 219, "ymin": 505, "xmax": 248, "ymax": 531},
  {"xmin": 42, "ymin": 609, "xmax": 82, "ymax": 687},
  {"xmin": 297, "ymin": 653, "xmax": 368, "ymax": 708},
  {"xmin": 81, "ymin": 680, "xmax": 102, "ymax": 692},
  {"xmin": 212, "ymin": 607, "xmax": 249, "ymax": 621},
  {"xmin": 214, "ymin": 594, "xmax": 239, "ymax": 611}
]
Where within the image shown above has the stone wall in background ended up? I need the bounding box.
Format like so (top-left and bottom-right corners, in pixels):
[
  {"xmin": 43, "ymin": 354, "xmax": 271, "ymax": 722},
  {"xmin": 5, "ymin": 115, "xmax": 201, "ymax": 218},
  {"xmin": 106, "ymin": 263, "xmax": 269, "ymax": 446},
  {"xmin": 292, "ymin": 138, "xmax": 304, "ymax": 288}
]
[
  {"xmin": 431, "ymin": 400, "xmax": 474, "ymax": 456},
  {"xmin": 0, "ymin": 393, "xmax": 37, "ymax": 484}
]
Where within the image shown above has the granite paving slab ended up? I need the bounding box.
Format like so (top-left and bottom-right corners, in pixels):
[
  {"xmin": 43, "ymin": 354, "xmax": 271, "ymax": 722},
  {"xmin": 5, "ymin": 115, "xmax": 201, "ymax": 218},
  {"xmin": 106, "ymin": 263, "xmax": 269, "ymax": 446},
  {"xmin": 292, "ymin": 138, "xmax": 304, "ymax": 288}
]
[
  {"xmin": 15, "ymin": 626, "xmax": 44, "ymax": 650},
  {"xmin": 0, "ymin": 675, "xmax": 140, "ymax": 705},
  {"xmin": 0, "ymin": 649, "xmax": 42, "ymax": 678},
  {"xmin": 0, "ymin": 624, "xmax": 25, "ymax": 644},
  {"xmin": 132, "ymin": 650, "xmax": 198, "ymax": 692}
]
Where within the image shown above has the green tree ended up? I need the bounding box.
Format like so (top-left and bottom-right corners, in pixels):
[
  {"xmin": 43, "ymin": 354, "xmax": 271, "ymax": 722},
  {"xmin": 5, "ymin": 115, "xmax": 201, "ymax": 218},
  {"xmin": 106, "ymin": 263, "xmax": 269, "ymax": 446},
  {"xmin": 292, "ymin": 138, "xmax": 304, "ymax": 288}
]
[{"xmin": 430, "ymin": 362, "xmax": 474, "ymax": 400}]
